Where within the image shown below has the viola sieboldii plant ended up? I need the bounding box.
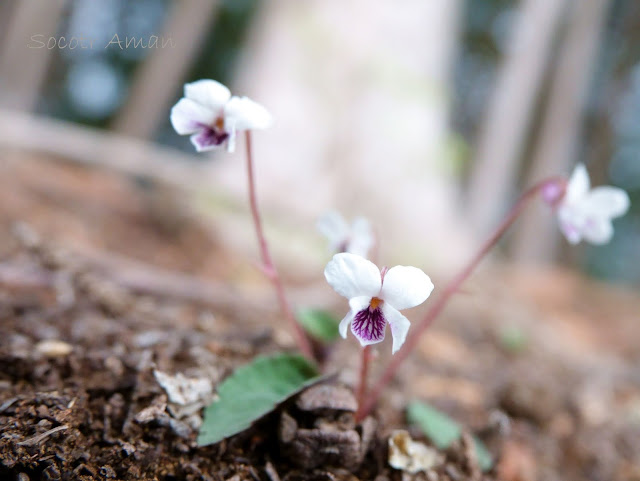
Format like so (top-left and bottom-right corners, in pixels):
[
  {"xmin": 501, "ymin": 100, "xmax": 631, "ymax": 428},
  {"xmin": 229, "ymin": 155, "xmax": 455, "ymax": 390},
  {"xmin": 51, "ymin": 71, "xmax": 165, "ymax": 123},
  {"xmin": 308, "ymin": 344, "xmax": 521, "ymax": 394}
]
[{"xmin": 170, "ymin": 79, "xmax": 631, "ymax": 448}]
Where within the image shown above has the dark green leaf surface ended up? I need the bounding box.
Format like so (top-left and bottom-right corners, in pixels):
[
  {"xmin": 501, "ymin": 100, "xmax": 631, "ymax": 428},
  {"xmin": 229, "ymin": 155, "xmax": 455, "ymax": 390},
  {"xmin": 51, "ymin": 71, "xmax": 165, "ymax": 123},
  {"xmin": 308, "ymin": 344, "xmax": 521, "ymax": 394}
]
[
  {"xmin": 407, "ymin": 400, "xmax": 493, "ymax": 472},
  {"xmin": 198, "ymin": 353, "xmax": 320, "ymax": 446},
  {"xmin": 296, "ymin": 308, "xmax": 341, "ymax": 342}
]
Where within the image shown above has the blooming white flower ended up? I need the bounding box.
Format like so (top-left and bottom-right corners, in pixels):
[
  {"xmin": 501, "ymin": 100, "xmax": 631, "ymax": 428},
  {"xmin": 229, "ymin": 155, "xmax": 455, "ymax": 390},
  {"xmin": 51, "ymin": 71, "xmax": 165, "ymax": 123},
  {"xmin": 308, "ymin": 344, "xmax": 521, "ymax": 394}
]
[
  {"xmin": 324, "ymin": 253, "xmax": 434, "ymax": 354},
  {"xmin": 170, "ymin": 79, "xmax": 272, "ymax": 153},
  {"xmin": 317, "ymin": 211, "xmax": 374, "ymax": 258},
  {"xmin": 557, "ymin": 164, "xmax": 630, "ymax": 245}
]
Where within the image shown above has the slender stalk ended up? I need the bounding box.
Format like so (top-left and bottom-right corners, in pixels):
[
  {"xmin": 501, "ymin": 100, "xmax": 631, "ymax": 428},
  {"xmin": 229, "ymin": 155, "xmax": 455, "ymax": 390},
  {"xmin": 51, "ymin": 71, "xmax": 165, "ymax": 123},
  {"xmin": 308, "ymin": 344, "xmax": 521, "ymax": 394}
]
[
  {"xmin": 355, "ymin": 177, "xmax": 566, "ymax": 421},
  {"xmin": 355, "ymin": 345, "xmax": 372, "ymax": 420},
  {"xmin": 244, "ymin": 131, "xmax": 314, "ymax": 360}
]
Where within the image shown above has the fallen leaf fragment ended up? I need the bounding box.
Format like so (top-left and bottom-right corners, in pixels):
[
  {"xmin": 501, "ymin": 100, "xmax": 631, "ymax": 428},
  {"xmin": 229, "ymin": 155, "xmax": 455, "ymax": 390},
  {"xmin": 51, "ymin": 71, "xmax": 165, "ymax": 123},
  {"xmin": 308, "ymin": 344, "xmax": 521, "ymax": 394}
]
[
  {"xmin": 388, "ymin": 430, "xmax": 443, "ymax": 474},
  {"xmin": 154, "ymin": 370, "xmax": 213, "ymax": 406},
  {"xmin": 153, "ymin": 370, "xmax": 214, "ymax": 426}
]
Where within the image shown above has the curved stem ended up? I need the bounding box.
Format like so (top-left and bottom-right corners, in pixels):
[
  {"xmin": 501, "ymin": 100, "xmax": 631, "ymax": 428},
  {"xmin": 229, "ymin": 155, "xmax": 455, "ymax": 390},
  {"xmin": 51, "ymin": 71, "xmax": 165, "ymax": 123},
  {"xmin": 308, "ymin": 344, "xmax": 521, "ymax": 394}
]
[
  {"xmin": 245, "ymin": 131, "xmax": 314, "ymax": 360},
  {"xmin": 356, "ymin": 177, "xmax": 566, "ymax": 421}
]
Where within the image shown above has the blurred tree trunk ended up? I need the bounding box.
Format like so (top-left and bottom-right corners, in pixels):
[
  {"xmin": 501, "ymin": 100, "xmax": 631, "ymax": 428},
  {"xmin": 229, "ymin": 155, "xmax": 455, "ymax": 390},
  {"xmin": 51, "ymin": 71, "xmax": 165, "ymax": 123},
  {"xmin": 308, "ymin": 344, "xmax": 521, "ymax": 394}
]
[
  {"xmin": 211, "ymin": 0, "xmax": 469, "ymax": 271},
  {"xmin": 467, "ymin": 0, "xmax": 568, "ymax": 234},
  {"xmin": 0, "ymin": 0, "xmax": 68, "ymax": 112},
  {"xmin": 512, "ymin": 0, "xmax": 613, "ymax": 264},
  {"xmin": 111, "ymin": 0, "xmax": 220, "ymax": 139},
  {"xmin": 0, "ymin": 0, "xmax": 18, "ymax": 46}
]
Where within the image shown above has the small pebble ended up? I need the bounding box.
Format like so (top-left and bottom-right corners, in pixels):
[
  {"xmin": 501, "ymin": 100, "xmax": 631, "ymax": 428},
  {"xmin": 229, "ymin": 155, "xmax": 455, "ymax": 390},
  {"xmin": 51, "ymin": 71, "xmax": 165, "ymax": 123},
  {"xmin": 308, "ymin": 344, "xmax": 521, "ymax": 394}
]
[
  {"xmin": 35, "ymin": 339, "xmax": 73, "ymax": 358},
  {"xmin": 297, "ymin": 384, "xmax": 357, "ymax": 412}
]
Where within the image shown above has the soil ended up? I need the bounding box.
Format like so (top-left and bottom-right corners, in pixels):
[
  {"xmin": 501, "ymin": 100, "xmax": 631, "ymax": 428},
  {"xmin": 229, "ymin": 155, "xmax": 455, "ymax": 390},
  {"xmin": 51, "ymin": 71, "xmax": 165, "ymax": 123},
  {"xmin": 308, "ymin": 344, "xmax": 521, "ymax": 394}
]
[{"xmin": 1, "ymin": 155, "xmax": 640, "ymax": 481}]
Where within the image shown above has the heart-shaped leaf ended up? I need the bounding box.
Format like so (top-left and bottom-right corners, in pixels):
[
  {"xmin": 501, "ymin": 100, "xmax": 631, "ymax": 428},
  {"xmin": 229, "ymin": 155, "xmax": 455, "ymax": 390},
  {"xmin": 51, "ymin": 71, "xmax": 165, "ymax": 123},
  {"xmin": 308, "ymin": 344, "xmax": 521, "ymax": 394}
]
[
  {"xmin": 198, "ymin": 353, "xmax": 321, "ymax": 446},
  {"xmin": 407, "ymin": 400, "xmax": 493, "ymax": 472},
  {"xmin": 297, "ymin": 308, "xmax": 340, "ymax": 342}
]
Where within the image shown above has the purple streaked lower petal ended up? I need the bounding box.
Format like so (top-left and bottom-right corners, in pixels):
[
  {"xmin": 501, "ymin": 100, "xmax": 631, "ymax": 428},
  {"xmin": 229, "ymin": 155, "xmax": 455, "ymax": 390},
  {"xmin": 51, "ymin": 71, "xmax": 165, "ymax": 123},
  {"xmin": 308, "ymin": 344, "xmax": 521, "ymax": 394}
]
[
  {"xmin": 190, "ymin": 127, "xmax": 229, "ymax": 152},
  {"xmin": 351, "ymin": 307, "xmax": 386, "ymax": 346}
]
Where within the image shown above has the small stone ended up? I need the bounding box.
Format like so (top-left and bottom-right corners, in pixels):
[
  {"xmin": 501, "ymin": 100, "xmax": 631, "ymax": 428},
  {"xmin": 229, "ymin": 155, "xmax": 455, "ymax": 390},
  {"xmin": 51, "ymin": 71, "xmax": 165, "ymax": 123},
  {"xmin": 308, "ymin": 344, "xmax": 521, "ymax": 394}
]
[
  {"xmin": 296, "ymin": 384, "xmax": 357, "ymax": 412},
  {"xmin": 135, "ymin": 396, "xmax": 168, "ymax": 423},
  {"xmin": 35, "ymin": 339, "xmax": 73, "ymax": 358},
  {"xmin": 358, "ymin": 417, "xmax": 377, "ymax": 459},
  {"xmin": 499, "ymin": 378, "xmax": 561, "ymax": 424},
  {"xmin": 279, "ymin": 411, "xmax": 298, "ymax": 443}
]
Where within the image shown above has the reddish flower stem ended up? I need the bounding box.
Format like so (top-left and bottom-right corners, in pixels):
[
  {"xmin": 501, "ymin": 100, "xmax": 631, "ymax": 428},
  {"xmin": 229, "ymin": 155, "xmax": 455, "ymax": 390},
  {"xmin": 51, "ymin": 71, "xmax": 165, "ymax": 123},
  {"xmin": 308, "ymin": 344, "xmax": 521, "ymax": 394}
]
[
  {"xmin": 355, "ymin": 345, "xmax": 372, "ymax": 420},
  {"xmin": 355, "ymin": 177, "xmax": 566, "ymax": 421},
  {"xmin": 244, "ymin": 131, "xmax": 315, "ymax": 360}
]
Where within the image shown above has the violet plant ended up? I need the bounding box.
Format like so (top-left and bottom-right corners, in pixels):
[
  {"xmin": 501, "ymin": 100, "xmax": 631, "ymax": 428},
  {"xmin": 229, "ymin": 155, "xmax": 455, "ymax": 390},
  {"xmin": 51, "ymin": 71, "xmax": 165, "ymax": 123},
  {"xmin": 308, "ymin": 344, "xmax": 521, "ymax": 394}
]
[
  {"xmin": 170, "ymin": 79, "xmax": 631, "ymax": 445},
  {"xmin": 171, "ymin": 79, "xmax": 314, "ymax": 360}
]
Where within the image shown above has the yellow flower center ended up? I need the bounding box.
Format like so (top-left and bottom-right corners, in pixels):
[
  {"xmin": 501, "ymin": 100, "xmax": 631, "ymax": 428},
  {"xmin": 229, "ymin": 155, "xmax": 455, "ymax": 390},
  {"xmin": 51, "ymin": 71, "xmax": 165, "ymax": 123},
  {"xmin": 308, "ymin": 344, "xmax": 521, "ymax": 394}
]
[{"xmin": 369, "ymin": 297, "xmax": 383, "ymax": 310}]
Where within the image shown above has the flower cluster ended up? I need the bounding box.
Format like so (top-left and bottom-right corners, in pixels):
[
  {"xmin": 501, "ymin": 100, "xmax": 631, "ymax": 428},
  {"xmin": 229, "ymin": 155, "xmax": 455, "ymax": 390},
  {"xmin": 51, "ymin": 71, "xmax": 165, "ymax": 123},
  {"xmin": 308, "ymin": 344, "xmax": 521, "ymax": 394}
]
[{"xmin": 170, "ymin": 79, "xmax": 632, "ymax": 361}]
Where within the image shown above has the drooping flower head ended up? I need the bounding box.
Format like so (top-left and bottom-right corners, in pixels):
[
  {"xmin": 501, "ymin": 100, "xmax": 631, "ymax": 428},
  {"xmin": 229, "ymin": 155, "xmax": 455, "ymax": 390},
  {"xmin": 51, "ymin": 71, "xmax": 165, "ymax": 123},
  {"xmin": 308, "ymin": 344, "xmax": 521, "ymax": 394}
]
[
  {"xmin": 556, "ymin": 164, "xmax": 630, "ymax": 245},
  {"xmin": 324, "ymin": 253, "xmax": 434, "ymax": 354},
  {"xmin": 170, "ymin": 79, "xmax": 272, "ymax": 153},
  {"xmin": 317, "ymin": 211, "xmax": 374, "ymax": 259}
]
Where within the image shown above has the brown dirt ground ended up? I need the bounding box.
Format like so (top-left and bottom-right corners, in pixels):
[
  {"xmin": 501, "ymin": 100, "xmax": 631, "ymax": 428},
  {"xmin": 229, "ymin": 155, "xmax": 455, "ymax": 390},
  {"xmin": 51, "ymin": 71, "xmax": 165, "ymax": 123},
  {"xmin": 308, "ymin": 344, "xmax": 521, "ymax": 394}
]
[{"xmin": 1, "ymin": 154, "xmax": 640, "ymax": 481}]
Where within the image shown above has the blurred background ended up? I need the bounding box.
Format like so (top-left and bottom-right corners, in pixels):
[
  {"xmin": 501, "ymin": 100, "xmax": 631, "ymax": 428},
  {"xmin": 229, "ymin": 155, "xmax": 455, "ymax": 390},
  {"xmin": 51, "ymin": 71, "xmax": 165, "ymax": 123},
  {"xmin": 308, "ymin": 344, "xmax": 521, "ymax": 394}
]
[
  {"xmin": 0, "ymin": 0, "xmax": 638, "ymax": 283},
  {"xmin": 2, "ymin": 3, "xmax": 640, "ymax": 480}
]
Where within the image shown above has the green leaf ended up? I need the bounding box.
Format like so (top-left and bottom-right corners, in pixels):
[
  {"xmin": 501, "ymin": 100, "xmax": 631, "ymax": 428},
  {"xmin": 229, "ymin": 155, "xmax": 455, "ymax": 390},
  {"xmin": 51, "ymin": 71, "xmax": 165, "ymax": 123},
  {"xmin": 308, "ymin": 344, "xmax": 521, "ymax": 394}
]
[
  {"xmin": 198, "ymin": 353, "xmax": 321, "ymax": 446},
  {"xmin": 297, "ymin": 308, "xmax": 341, "ymax": 342},
  {"xmin": 407, "ymin": 400, "xmax": 493, "ymax": 472}
]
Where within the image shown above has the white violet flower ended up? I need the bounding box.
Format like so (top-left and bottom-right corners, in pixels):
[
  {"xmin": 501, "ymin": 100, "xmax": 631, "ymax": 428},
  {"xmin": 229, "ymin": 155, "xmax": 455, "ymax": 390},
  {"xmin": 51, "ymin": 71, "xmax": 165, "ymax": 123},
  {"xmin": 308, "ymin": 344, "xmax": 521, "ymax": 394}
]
[
  {"xmin": 557, "ymin": 163, "xmax": 630, "ymax": 245},
  {"xmin": 170, "ymin": 79, "xmax": 272, "ymax": 153},
  {"xmin": 324, "ymin": 253, "xmax": 434, "ymax": 354},
  {"xmin": 317, "ymin": 211, "xmax": 374, "ymax": 258}
]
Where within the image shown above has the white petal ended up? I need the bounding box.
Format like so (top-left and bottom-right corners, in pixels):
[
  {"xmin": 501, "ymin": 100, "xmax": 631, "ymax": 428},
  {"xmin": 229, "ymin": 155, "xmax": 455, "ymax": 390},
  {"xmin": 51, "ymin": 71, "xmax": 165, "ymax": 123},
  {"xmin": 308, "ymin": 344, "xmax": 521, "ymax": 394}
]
[
  {"xmin": 583, "ymin": 186, "xmax": 630, "ymax": 219},
  {"xmin": 383, "ymin": 304, "xmax": 411, "ymax": 354},
  {"xmin": 565, "ymin": 163, "xmax": 590, "ymax": 203},
  {"xmin": 339, "ymin": 296, "xmax": 371, "ymax": 339},
  {"xmin": 557, "ymin": 205, "xmax": 583, "ymax": 244},
  {"xmin": 184, "ymin": 79, "xmax": 230, "ymax": 111},
  {"xmin": 582, "ymin": 218, "xmax": 614, "ymax": 245},
  {"xmin": 349, "ymin": 296, "xmax": 373, "ymax": 312},
  {"xmin": 324, "ymin": 253, "xmax": 381, "ymax": 299},
  {"xmin": 380, "ymin": 265, "xmax": 434, "ymax": 311},
  {"xmin": 170, "ymin": 98, "xmax": 216, "ymax": 135},
  {"xmin": 226, "ymin": 121, "xmax": 237, "ymax": 153},
  {"xmin": 346, "ymin": 217, "xmax": 374, "ymax": 258},
  {"xmin": 189, "ymin": 132, "xmax": 220, "ymax": 152},
  {"xmin": 350, "ymin": 303, "xmax": 386, "ymax": 347},
  {"xmin": 317, "ymin": 211, "xmax": 349, "ymax": 247},
  {"xmin": 225, "ymin": 96, "xmax": 273, "ymax": 131},
  {"xmin": 338, "ymin": 311, "xmax": 355, "ymax": 339}
]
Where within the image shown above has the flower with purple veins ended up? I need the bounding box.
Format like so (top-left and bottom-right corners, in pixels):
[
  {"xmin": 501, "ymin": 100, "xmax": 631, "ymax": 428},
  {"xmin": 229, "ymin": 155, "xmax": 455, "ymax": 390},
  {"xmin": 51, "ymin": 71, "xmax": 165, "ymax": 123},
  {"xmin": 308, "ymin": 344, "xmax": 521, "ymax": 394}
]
[
  {"xmin": 317, "ymin": 211, "xmax": 374, "ymax": 258},
  {"xmin": 170, "ymin": 79, "xmax": 272, "ymax": 153},
  {"xmin": 324, "ymin": 253, "xmax": 434, "ymax": 354},
  {"xmin": 556, "ymin": 163, "xmax": 630, "ymax": 245}
]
